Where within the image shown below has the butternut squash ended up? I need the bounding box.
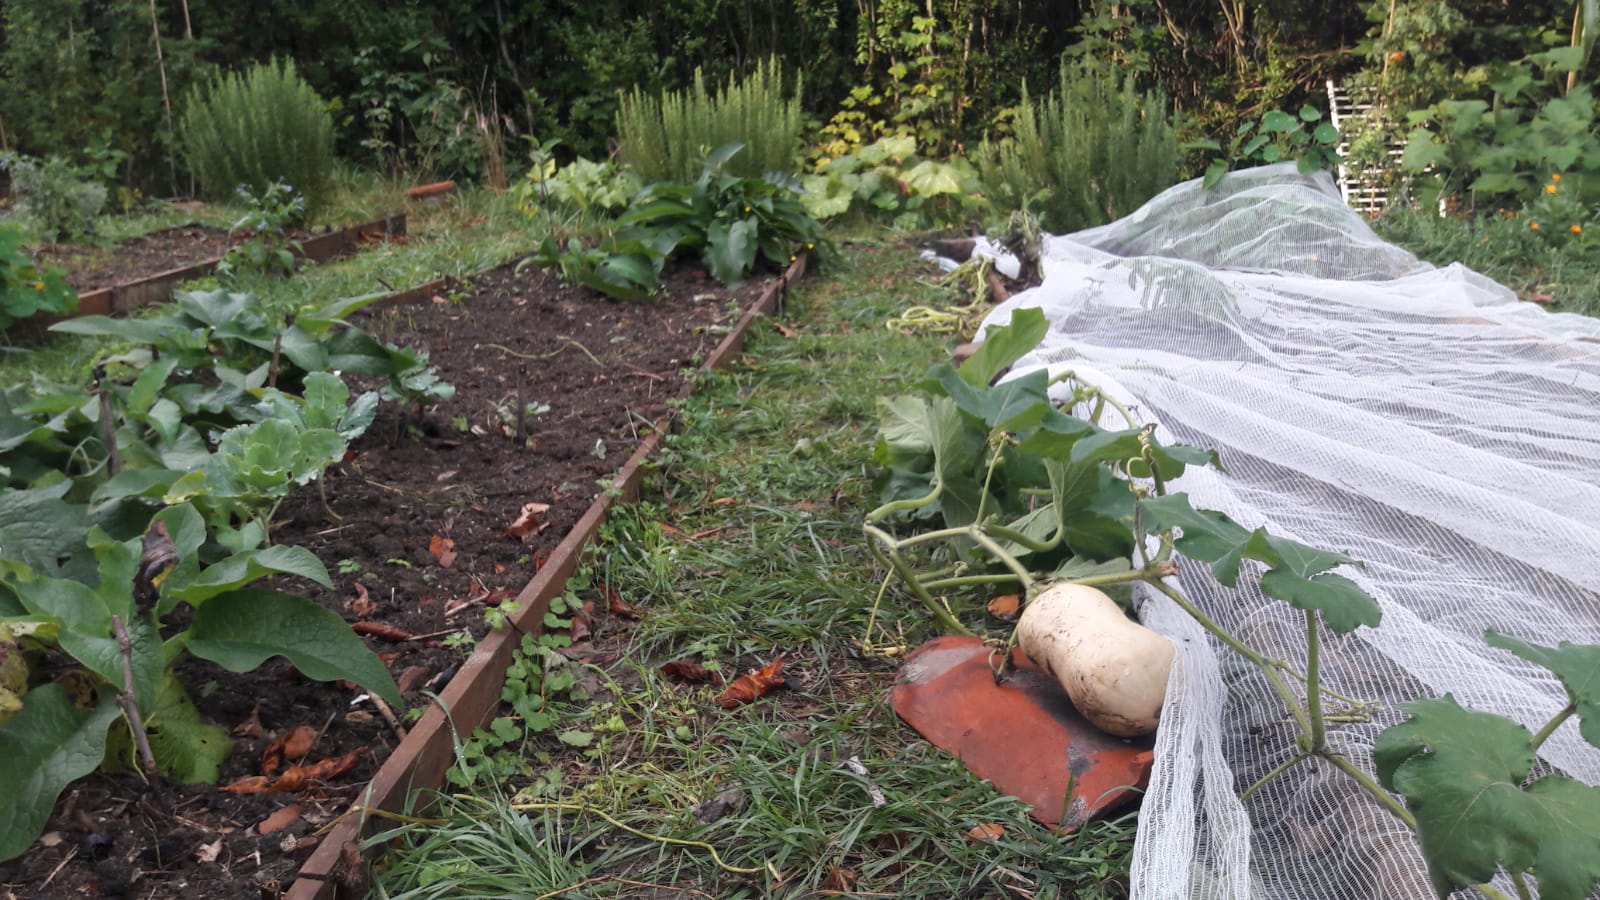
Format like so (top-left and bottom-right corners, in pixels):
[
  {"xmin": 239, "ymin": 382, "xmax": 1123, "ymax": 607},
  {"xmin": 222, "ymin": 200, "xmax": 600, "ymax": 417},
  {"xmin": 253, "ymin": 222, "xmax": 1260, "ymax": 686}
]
[{"xmin": 1015, "ymin": 583, "xmax": 1174, "ymax": 737}]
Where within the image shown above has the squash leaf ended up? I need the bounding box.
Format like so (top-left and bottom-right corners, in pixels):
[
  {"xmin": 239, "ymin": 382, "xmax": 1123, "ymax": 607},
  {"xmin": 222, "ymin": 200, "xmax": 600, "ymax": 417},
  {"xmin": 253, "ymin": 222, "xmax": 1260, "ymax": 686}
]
[{"xmin": 1375, "ymin": 695, "xmax": 1600, "ymax": 900}]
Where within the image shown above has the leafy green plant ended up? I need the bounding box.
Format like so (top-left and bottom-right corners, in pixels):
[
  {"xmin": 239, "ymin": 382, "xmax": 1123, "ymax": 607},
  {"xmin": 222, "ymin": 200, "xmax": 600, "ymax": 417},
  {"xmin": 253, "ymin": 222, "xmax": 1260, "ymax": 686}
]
[
  {"xmin": 0, "ymin": 225, "xmax": 77, "ymax": 334},
  {"xmin": 0, "ymin": 501, "xmax": 401, "ymax": 861},
  {"xmin": 865, "ymin": 310, "xmax": 1600, "ymax": 900},
  {"xmin": 180, "ymin": 57, "xmax": 336, "ymax": 212},
  {"xmin": 1198, "ymin": 104, "xmax": 1343, "ymax": 189},
  {"xmin": 1401, "ymin": 48, "xmax": 1600, "ymax": 206},
  {"xmin": 617, "ymin": 57, "xmax": 803, "ymax": 183},
  {"xmin": 977, "ymin": 58, "xmax": 1180, "ymax": 233},
  {"xmin": 801, "ymin": 134, "xmax": 986, "ymax": 229},
  {"xmin": 0, "ymin": 152, "xmax": 108, "ymax": 244},
  {"xmin": 527, "ymin": 144, "xmax": 823, "ymax": 299},
  {"xmin": 215, "ymin": 180, "xmax": 308, "ymax": 282},
  {"xmin": 513, "ymin": 155, "xmax": 641, "ymax": 228}
]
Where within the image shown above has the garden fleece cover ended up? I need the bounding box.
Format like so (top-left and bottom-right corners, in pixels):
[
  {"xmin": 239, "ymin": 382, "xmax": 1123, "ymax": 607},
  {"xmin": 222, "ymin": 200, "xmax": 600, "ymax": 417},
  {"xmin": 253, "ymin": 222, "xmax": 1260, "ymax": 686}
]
[{"xmin": 971, "ymin": 163, "xmax": 1600, "ymax": 899}]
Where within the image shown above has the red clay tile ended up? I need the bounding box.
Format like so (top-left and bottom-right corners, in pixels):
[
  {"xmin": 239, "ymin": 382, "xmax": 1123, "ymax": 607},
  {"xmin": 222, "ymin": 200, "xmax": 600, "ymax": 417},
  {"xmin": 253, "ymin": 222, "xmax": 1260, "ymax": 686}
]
[{"xmin": 892, "ymin": 635, "xmax": 1155, "ymax": 830}]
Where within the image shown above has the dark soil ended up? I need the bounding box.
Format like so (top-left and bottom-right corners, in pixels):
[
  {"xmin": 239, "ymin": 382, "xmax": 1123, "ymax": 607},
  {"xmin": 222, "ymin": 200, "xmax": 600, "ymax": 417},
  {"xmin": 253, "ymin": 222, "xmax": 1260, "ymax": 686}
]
[
  {"xmin": 33, "ymin": 225, "xmax": 233, "ymax": 292},
  {"xmin": 0, "ymin": 260, "xmax": 774, "ymax": 900}
]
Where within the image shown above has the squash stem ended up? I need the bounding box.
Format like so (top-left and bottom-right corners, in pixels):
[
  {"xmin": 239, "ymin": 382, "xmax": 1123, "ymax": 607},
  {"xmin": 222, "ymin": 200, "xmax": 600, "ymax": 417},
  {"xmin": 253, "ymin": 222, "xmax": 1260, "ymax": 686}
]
[
  {"xmin": 1305, "ymin": 610, "xmax": 1326, "ymax": 752},
  {"xmin": 1319, "ymin": 751, "xmax": 1416, "ymax": 830},
  {"xmin": 865, "ymin": 480, "xmax": 944, "ymax": 524},
  {"xmin": 864, "ymin": 524, "xmax": 971, "ymax": 636},
  {"xmin": 1240, "ymin": 751, "xmax": 1311, "ymax": 803},
  {"xmin": 1529, "ymin": 702, "xmax": 1577, "ymax": 751},
  {"xmin": 1146, "ymin": 578, "xmax": 1312, "ymax": 736}
]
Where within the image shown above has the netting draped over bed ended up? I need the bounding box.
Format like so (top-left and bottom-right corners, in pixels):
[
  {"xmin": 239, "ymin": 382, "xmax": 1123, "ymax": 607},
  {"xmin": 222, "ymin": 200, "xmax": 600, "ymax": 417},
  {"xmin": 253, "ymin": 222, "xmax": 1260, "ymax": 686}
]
[{"xmin": 971, "ymin": 163, "xmax": 1600, "ymax": 899}]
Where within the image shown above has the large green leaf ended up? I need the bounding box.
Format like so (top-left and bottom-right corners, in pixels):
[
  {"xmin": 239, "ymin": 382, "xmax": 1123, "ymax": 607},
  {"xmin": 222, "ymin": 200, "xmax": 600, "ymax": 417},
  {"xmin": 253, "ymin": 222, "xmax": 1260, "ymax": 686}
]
[
  {"xmin": 141, "ymin": 673, "xmax": 231, "ymax": 784},
  {"xmin": 0, "ymin": 483, "xmax": 89, "ymax": 580},
  {"xmin": 0, "ymin": 684, "xmax": 122, "ymax": 862},
  {"xmin": 186, "ymin": 589, "xmax": 401, "ymax": 707},
  {"xmin": 168, "ymin": 544, "xmax": 332, "ymax": 606},
  {"xmin": 1375, "ymin": 695, "xmax": 1600, "ymax": 899},
  {"xmin": 1138, "ymin": 493, "xmax": 1252, "ymax": 570},
  {"xmin": 956, "ymin": 307, "xmax": 1047, "ymax": 387},
  {"xmin": 705, "ymin": 215, "xmax": 758, "ymax": 284},
  {"xmin": 1485, "ymin": 631, "xmax": 1600, "ymax": 749},
  {"xmin": 933, "ymin": 365, "xmax": 1053, "ymax": 432}
]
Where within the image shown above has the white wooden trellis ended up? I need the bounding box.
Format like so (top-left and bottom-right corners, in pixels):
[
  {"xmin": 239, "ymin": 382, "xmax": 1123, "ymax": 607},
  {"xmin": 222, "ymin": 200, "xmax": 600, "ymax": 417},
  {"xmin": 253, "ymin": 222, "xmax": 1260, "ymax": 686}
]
[{"xmin": 1325, "ymin": 78, "xmax": 1409, "ymax": 215}]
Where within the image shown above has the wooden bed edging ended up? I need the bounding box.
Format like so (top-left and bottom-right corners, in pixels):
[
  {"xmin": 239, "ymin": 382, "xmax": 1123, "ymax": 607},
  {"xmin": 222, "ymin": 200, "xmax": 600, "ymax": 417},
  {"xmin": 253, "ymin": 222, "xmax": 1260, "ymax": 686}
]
[
  {"xmin": 61, "ymin": 213, "xmax": 407, "ymax": 319},
  {"xmin": 282, "ymin": 253, "xmax": 807, "ymax": 900}
]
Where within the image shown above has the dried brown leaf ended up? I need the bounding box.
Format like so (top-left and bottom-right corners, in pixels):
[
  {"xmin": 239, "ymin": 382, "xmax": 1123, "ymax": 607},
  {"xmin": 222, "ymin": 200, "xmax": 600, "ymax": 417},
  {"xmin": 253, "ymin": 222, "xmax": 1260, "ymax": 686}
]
[
  {"xmin": 715, "ymin": 655, "xmax": 788, "ymax": 708},
  {"xmin": 965, "ymin": 822, "xmax": 1005, "ymax": 843},
  {"xmin": 257, "ymin": 804, "xmax": 303, "ymax": 836},
  {"xmin": 232, "ymin": 701, "xmax": 267, "ymax": 739},
  {"xmin": 348, "ymin": 583, "xmax": 374, "ymax": 618},
  {"xmin": 986, "ymin": 593, "xmax": 1020, "ymax": 621},
  {"xmin": 269, "ymin": 747, "xmax": 366, "ymax": 793},
  {"xmin": 504, "ymin": 502, "xmax": 551, "ymax": 541},
  {"xmin": 428, "ymin": 534, "xmax": 457, "ymax": 568},
  {"xmin": 662, "ymin": 659, "xmax": 724, "ymax": 685},
  {"xmin": 351, "ymin": 621, "xmax": 420, "ymax": 642}
]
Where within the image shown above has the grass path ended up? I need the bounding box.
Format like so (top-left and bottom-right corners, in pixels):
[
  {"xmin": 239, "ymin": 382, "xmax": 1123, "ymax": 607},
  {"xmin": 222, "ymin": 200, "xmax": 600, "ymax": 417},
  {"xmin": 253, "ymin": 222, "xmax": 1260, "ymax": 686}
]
[{"xmin": 368, "ymin": 235, "xmax": 1138, "ymax": 899}]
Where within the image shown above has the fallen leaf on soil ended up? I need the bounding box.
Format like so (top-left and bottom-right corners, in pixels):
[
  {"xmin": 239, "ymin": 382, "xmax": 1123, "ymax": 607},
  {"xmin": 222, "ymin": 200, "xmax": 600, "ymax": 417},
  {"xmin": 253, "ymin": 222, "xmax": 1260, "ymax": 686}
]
[
  {"xmin": 986, "ymin": 593, "xmax": 1021, "ymax": 620},
  {"xmin": 262, "ymin": 725, "xmax": 318, "ymax": 775},
  {"xmin": 351, "ymin": 621, "xmax": 422, "ymax": 642},
  {"xmin": 569, "ymin": 602, "xmax": 592, "ymax": 643},
  {"xmin": 662, "ymin": 659, "xmax": 725, "ymax": 685},
  {"xmin": 711, "ymin": 497, "xmax": 737, "ymax": 506},
  {"xmin": 220, "ymin": 775, "xmax": 272, "ymax": 794},
  {"xmin": 257, "ymin": 805, "xmax": 303, "ymax": 836},
  {"xmin": 504, "ymin": 502, "xmax": 552, "ymax": 541},
  {"xmin": 226, "ymin": 747, "xmax": 367, "ymax": 794},
  {"xmin": 396, "ymin": 665, "xmax": 434, "ymax": 694},
  {"xmin": 774, "ymin": 322, "xmax": 797, "ymax": 337},
  {"xmin": 428, "ymin": 534, "xmax": 457, "ymax": 568},
  {"xmin": 348, "ymin": 583, "xmax": 375, "ymax": 617},
  {"xmin": 821, "ymin": 864, "xmax": 858, "ymax": 891},
  {"xmin": 195, "ymin": 839, "xmax": 222, "ymax": 863},
  {"xmin": 1528, "ymin": 291, "xmax": 1555, "ymax": 304},
  {"xmin": 444, "ymin": 585, "xmax": 515, "ymax": 617},
  {"xmin": 378, "ymin": 651, "xmax": 403, "ymax": 664},
  {"xmin": 493, "ymin": 563, "xmax": 506, "ymax": 574},
  {"xmin": 715, "ymin": 655, "xmax": 788, "ymax": 708},
  {"xmin": 602, "ymin": 584, "xmax": 644, "ymax": 618},
  {"xmin": 690, "ymin": 788, "xmax": 745, "ymax": 823},
  {"xmin": 965, "ymin": 823, "xmax": 1006, "ymax": 843},
  {"xmin": 232, "ymin": 701, "xmax": 267, "ymax": 738}
]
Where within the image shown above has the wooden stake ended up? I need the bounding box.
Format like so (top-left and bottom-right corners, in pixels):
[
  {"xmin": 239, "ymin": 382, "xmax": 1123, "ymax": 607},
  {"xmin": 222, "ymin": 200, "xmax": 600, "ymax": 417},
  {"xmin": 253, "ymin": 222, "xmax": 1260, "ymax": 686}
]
[{"xmin": 147, "ymin": 0, "xmax": 179, "ymax": 195}]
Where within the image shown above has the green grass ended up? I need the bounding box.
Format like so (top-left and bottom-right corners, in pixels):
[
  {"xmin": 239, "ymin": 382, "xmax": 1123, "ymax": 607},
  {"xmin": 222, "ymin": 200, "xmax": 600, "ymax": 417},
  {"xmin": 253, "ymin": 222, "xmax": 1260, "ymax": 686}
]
[
  {"xmin": 1374, "ymin": 204, "xmax": 1600, "ymax": 318},
  {"xmin": 368, "ymin": 235, "xmax": 1139, "ymax": 899},
  {"xmin": 0, "ymin": 186, "xmax": 541, "ymax": 386}
]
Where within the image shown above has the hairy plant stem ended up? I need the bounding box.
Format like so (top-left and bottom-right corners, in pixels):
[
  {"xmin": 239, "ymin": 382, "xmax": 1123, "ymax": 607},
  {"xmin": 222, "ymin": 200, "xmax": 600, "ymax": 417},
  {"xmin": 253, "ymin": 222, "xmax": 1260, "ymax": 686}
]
[
  {"xmin": 1305, "ymin": 610, "xmax": 1326, "ymax": 752},
  {"xmin": 1514, "ymin": 873, "xmax": 1535, "ymax": 900},
  {"xmin": 111, "ymin": 614, "xmax": 167, "ymax": 811},
  {"xmin": 1529, "ymin": 702, "xmax": 1577, "ymax": 751},
  {"xmin": 864, "ymin": 524, "xmax": 970, "ymax": 636},
  {"xmin": 1241, "ymin": 751, "xmax": 1311, "ymax": 802}
]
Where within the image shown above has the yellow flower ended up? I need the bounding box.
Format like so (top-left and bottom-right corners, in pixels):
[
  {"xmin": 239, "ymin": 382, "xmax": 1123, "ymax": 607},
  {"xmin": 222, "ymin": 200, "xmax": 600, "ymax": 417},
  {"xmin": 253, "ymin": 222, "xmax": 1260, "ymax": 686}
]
[
  {"xmin": 1572, "ymin": 224, "xmax": 1583, "ymax": 234},
  {"xmin": 1546, "ymin": 184, "xmax": 1558, "ymax": 194},
  {"xmin": 32, "ymin": 282, "xmax": 44, "ymax": 290},
  {"xmin": 1530, "ymin": 221, "xmax": 1540, "ymax": 230}
]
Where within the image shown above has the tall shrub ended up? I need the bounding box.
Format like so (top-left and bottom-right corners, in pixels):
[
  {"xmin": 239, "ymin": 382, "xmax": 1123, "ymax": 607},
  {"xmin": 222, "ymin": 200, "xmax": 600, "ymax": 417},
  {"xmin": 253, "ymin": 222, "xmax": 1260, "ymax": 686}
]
[
  {"xmin": 617, "ymin": 57, "xmax": 803, "ymax": 183},
  {"xmin": 978, "ymin": 60, "xmax": 1179, "ymax": 233},
  {"xmin": 180, "ymin": 58, "xmax": 335, "ymax": 211}
]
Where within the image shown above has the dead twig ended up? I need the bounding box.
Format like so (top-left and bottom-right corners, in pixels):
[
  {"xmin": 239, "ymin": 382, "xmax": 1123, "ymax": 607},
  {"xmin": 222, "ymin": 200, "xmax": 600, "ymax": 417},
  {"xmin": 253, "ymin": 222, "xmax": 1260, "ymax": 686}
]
[{"xmin": 111, "ymin": 615, "xmax": 168, "ymax": 813}]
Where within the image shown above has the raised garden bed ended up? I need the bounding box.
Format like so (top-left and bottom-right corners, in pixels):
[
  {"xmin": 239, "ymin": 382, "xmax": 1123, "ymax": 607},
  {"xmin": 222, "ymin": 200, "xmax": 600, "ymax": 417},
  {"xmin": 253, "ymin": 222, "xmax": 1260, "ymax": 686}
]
[
  {"xmin": 30, "ymin": 215, "xmax": 406, "ymax": 319},
  {"xmin": 0, "ymin": 256, "xmax": 802, "ymax": 900}
]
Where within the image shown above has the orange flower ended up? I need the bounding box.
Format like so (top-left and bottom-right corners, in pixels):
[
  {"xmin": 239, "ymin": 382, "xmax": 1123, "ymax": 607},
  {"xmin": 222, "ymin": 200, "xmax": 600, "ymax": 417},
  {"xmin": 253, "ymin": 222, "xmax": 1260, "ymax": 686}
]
[
  {"xmin": 1551, "ymin": 173, "xmax": 1562, "ymax": 182},
  {"xmin": 1546, "ymin": 184, "xmax": 1558, "ymax": 194},
  {"xmin": 1572, "ymin": 224, "xmax": 1583, "ymax": 234},
  {"xmin": 1530, "ymin": 221, "xmax": 1540, "ymax": 230}
]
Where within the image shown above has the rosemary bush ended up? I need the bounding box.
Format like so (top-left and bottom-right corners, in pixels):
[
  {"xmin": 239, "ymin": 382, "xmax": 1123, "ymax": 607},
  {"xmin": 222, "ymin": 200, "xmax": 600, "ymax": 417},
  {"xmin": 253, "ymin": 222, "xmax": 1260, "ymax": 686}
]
[
  {"xmin": 616, "ymin": 57, "xmax": 803, "ymax": 183},
  {"xmin": 978, "ymin": 60, "xmax": 1179, "ymax": 233},
  {"xmin": 180, "ymin": 58, "xmax": 336, "ymax": 212}
]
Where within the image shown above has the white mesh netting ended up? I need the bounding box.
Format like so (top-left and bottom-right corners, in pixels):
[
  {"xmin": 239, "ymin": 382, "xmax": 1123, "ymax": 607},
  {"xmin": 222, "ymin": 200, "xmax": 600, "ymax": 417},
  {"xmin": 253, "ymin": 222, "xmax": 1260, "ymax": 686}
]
[{"xmin": 971, "ymin": 163, "xmax": 1600, "ymax": 899}]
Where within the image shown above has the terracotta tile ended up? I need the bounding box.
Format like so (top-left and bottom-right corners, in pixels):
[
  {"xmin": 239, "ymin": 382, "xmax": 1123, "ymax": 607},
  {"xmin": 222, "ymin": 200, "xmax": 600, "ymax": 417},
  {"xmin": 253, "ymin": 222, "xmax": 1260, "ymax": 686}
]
[{"xmin": 892, "ymin": 635, "xmax": 1154, "ymax": 830}]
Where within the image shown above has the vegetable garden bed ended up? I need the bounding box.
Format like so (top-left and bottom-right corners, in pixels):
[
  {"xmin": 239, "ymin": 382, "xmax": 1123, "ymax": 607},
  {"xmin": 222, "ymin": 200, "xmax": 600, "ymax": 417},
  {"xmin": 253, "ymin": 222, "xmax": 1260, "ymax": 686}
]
[
  {"xmin": 29, "ymin": 215, "xmax": 406, "ymax": 320},
  {"xmin": 0, "ymin": 255, "xmax": 801, "ymax": 900}
]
